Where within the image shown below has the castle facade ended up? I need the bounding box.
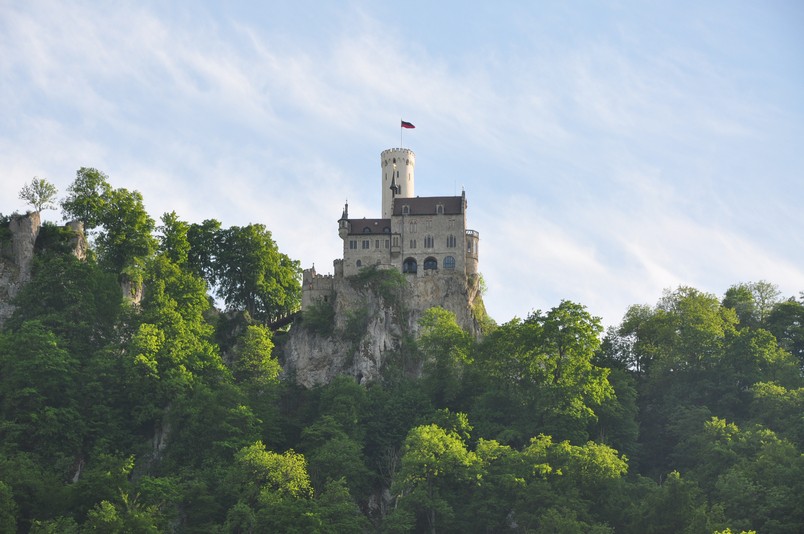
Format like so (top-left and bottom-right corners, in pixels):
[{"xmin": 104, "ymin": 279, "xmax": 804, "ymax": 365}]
[{"xmin": 302, "ymin": 147, "xmax": 479, "ymax": 309}]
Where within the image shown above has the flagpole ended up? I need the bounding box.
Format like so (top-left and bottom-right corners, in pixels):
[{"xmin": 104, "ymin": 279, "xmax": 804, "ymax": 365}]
[{"xmin": 400, "ymin": 118, "xmax": 403, "ymax": 147}]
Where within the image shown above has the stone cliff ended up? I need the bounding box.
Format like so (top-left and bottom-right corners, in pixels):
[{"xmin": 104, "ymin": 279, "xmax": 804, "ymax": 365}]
[
  {"xmin": 0, "ymin": 212, "xmax": 41, "ymax": 327},
  {"xmin": 281, "ymin": 268, "xmax": 483, "ymax": 387},
  {"xmin": 0, "ymin": 214, "xmax": 87, "ymax": 328}
]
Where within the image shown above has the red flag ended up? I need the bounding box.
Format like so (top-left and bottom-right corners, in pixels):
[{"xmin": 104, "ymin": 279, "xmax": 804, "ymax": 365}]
[{"xmin": 401, "ymin": 120, "xmax": 415, "ymax": 129}]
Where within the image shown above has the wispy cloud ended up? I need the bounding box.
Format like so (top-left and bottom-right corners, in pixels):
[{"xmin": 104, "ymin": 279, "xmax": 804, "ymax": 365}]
[{"xmin": 1, "ymin": 2, "xmax": 802, "ymax": 325}]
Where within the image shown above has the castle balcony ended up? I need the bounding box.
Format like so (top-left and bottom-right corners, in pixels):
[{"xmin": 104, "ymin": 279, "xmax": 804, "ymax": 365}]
[
  {"xmin": 390, "ymin": 232, "xmax": 402, "ymax": 258},
  {"xmin": 465, "ymin": 229, "xmax": 479, "ymax": 238}
]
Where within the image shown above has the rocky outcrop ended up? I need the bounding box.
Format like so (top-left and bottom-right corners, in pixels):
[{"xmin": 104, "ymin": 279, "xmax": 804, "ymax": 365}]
[
  {"xmin": 0, "ymin": 212, "xmax": 41, "ymax": 327},
  {"xmin": 0, "ymin": 215, "xmax": 91, "ymax": 328},
  {"xmin": 282, "ymin": 269, "xmax": 481, "ymax": 387}
]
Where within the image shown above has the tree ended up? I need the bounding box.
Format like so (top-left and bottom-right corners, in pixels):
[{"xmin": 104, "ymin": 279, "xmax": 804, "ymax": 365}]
[
  {"xmin": 723, "ymin": 281, "xmax": 782, "ymax": 328},
  {"xmin": 765, "ymin": 297, "xmax": 804, "ymax": 367},
  {"xmin": 418, "ymin": 307, "xmax": 472, "ymax": 407},
  {"xmin": 212, "ymin": 224, "xmax": 301, "ymax": 322},
  {"xmin": 392, "ymin": 423, "xmax": 479, "ymax": 533},
  {"xmin": 18, "ymin": 177, "xmax": 57, "ymax": 212},
  {"xmin": 61, "ymin": 167, "xmax": 156, "ymax": 275},
  {"xmin": 229, "ymin": 325, "xmax": 281, "ymax": 388},
  {"xmin": 157, "ymin": 211, "xmax": 190, "ymax": 266},
  {"xmin": 470, "ymin": 301, "xmax": 612, "ymax": 445}
]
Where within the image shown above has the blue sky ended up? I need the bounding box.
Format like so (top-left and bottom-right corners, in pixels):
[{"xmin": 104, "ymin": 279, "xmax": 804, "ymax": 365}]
[{"xmin": 2, "ymin": 1, "xmax": 803, "ymax": 326}]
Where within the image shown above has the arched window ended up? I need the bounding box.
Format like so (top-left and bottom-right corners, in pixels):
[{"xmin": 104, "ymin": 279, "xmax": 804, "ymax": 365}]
[
  {"xmin": 383, "ymin": 227, "xmax": 391, "ymax": 233},
  {"xmin": 424, "ymin": 235, "xmax": 434, "ymax": 248},
  {"xmin": 402, "ymin": 205, "xmax": 410, "ymax": 215},
  {"xmin": 403, "ymin": 257, "xmax": 417, "ymax": 274},
  {"xmin": 363, "ymin": 227, "xmax": 372, "ymax": 233},
  {"xmin": 444, "ymin": 256, "xmax": 456, "ymax": 270},
  {"xmin": 447, "ymin": 235, "xmax": 457, "ymax": 248},
  {"xmin": 356, "ymin": 260, "xmax": 362, "ymax": 268},
  {"xmin": 424, "ymin": 257, "xmax": 437, "ymax": 270}
]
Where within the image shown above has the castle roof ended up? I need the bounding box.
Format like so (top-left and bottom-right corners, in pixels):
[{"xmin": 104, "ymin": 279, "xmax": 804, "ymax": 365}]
[
  {"xmin": 346, "ymin": 218, "xmax": 392, "ymax": 235},
  {"xmin": 392, "ymin": 195, "xmax": 464, "ymax": 216}
]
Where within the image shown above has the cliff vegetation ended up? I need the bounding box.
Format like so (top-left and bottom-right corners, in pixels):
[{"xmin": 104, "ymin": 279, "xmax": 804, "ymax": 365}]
[{"xmin": 0, "ymin": 171, "xmax": 802, "ymax": 533}]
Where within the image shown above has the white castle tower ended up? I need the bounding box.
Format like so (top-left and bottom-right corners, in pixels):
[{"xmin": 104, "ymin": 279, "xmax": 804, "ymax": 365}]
[{"xmin": 381, "ymin": 148, "xmax": 415, "ymax": 218}]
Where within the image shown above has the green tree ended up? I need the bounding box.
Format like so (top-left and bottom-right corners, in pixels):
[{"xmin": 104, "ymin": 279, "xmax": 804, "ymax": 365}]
[
  {"xmin": 765, "ymin": 297, "xmax": 804, "ymax": 367},
  {"xmin": 212, "ymin": 224, "xmax": 301, "ymax": 322},
  {"xmin": 0, "ymin": 321, "xmax": 82, "ymax": 465},
  {"xmin": 418, "ymin": 307, "xmax": 473, "ymax": 407},
  {"xmin": 229, "ymin": 325, "xmax": 281, "ymax": 388},
  {"xmin": 186, "ymin": 218, "xmax": 222, "ymax": 283},
  {"xmin": 0, "ymin": 481, "xmax": 17, "ymax": 534},
  {"xmin": 723, "ymin": 281, "xmax": 782, "ymax": 328},
  {"xmin": 157, "ymin": 211, "xmax": 191, "ymax": 266},
  {"xmin": 18, "ymin": 177, "xmax": 58, "ymax": 212},
  {"xmin": 61, "ymin": 167, "xmax": 156, "ymax": 276},
  {"xmin": 470, "ymin": 301, "xmax": 612, "ymax": 445},
  {"xmin": 391, "ymin": 423, "xmax": 478, "ymax": 534}
]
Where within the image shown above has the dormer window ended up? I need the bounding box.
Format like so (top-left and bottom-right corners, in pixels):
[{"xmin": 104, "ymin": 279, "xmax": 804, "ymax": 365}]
[
  {"xmin": 402, "ymin": 205, "xmax": 410, "ymax": 215},
  {"xmin": 436, "ymin": 204, "xmax": 444, "ymax": 215},
  {"xmin": 363, "ymin": 227, "xmax": 371, "ymax": 233}
]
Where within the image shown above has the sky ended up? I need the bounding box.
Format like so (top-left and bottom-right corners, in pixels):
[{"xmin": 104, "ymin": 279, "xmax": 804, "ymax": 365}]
[{"xmin": 2, "ymin": 1, "xmax": 803, "ymax": 327}]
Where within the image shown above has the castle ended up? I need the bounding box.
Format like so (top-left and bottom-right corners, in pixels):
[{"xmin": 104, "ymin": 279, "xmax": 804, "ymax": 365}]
[{"xmin": 302, "ymin": 147, "xmax": 479, "ymax": 308}]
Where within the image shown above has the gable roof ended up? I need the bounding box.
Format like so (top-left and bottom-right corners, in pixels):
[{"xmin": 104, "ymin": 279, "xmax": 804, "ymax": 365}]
[
  {"xmin": 346, "ymin": 218, "xmax": 392, "ymax": 235},
  {"xmin": 392, "ymin": 196, "xmax": 464, "ymax": 216}
]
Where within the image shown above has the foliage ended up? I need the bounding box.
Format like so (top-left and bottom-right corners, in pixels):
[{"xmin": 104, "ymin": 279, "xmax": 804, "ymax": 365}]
[
  {"xmin": 349, "ymin": 264, "xmax": 407, "ymax": 305},
  {"xmin": 2, "ymin": 171, "xmax": 803, "ymax": 534},
  {"xmin": 302, "ymin": 299, "xmax": 336, "ymax": 336},
  {"xmin": 61, "ymin": 167, "xmax": 157, "ymax": 275},
  {"xmin": 19, "ymin": 177, "xmax": 58, "ymax": 212}
]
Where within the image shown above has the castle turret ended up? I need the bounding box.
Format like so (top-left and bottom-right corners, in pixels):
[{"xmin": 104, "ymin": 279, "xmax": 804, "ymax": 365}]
[
  {"xmin": 381, "ymin": 148, "xmax": 415, "ymax": 218},
  {"xmin": 338, "ymin": 202, "xmax": 349, "ymax": 239}
]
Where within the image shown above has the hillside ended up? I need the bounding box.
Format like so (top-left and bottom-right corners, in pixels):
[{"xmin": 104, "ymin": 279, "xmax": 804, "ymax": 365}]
[{"xmin": 0, "ymin": 171, "xmax": 802, "ymax": 533}]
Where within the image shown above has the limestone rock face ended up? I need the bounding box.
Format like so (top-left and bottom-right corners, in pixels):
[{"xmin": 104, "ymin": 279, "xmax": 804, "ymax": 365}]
[
  {"xmin": 282, "ymin": 270, "xmax": 481, "ymax": 388},
  {"xmin": 0, "ymin": 212, "xmax": 41, "ymax": 327},
  {"xmin": 67, "ymin": 220, "xmax": 88, "ymax": 261}
]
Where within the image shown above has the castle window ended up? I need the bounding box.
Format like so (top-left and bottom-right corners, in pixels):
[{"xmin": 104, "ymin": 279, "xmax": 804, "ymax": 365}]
[
  {"xmin": 402, "ymin": 205, "xmax": 410, "ymax": 215},
  {"xmin": 403, "ymin": 257, "xmax": 417, "ymax": 274},
  {"xmin": 467, "ymin": 241, "xmax": 472, "ymax": 253},
  {"xmin": 408, "ymin": 221, "xmax": 417, "ymax": 233},
  {"xmin": 447, "ymin": 235, "xmax": 457, "ymax": 248},
  {"xmin": 383, "ymin": 227, "xmax": 391, "ymax": 233},
  {"xmin": 356, "ymin": 260, "xmax": 362, "ymax": 268},
  {"xmin": 375, "ymin": 239, "xmax": 380, "ymax": 248},
  {"xmin": 385, "ymin": 239, "xmax": 390, "ymax": 248},
  {"xmin": 349, "ymin": 240, "xmax": 357, "ymax": 249},
  {"xmin": 424, "ymin": 257, "xmax": 437, "ymax": 270},
  {"xmin": 393, "ymin": 236, "xmax": 399, "ymax": 247},
  {"xmin": 363, "ymin": 227, "xmax": 371, "ymax": 233},
  {"xmin": 362, "ymin": 240, "xmax": 370, "ymax": 249},
  {"xmin": 444, "ymin": 256, "xmax": 456, "ymax": 270},
  {"xmin": 424, "ymin": 235, "xmax": 434, "ymax": 248},
  {"xmin": 436, "ymin": 204, "xmax": 444, "ymax": 215},
  {"xmin": 409, "ymin": 239, "xmax": 416, "ymax": 249}
]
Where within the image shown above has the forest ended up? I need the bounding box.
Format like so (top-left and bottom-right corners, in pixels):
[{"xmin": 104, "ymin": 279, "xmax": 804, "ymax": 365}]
[{"xmin": 0, "ymin": 170, "xmax": 802, "ymax": 533}]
